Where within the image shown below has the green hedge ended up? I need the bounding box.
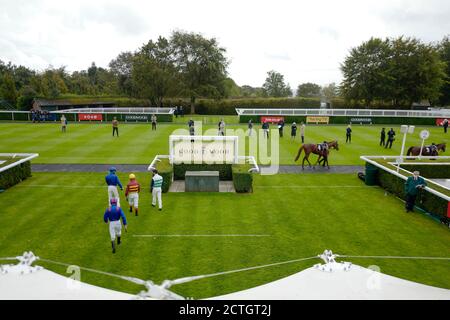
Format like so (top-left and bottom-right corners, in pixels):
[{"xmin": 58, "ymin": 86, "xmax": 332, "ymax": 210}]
[
  {"xmin": 373, "ymin": 163, "xmax": 447, "ymax": 218},
  {"xmin": 232, "ymin": 165, "xmax": 253, "ymax": 193},
  {"xmin": 0, "ymin": 161, "xmax": 32, "ymax": 190},
  {"xmin": 173, "ymin": 163, "xmax": 232, "ymax": 180},
  {"xmin": 399, "ymin": 164, "xmax": 450, "ymax": 179},
  {"xmin": 153, "ymin": 158, "xmax": 173, "ymax": 193}
]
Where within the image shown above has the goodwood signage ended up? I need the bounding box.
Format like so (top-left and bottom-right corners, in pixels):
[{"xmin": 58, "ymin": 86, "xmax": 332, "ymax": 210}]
[{"xmin": 124, "ymin": 114, "xmax": 149, "ymax": 122}]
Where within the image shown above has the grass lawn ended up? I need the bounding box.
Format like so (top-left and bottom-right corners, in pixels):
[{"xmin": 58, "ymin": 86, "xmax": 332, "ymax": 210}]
[
  {"xmin": 0, "ymin": 172, "xmax": 448, "ymax": 298},
  {"xmin": 0, "ymin": 122, "xmax": 449, "ymax": 165}
]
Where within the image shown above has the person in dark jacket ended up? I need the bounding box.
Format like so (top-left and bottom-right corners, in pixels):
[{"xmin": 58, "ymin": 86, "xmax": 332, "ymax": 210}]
[
  {"xmin": 291, "ymin": 122, "xmax": 297, "ymax": 140},
  {"xmin": 385, "ymin": 128, "xmax": 396, "ymax": 149},
  {"xmin": 278, "ymin": 120, "xmax": 284, "ymax": 138},
  {"xmin": 443, "ymin": 119, "xmax": 449, "ymax": 133},
  {"xmin": 404, "ymin": 171, "xmax": 426, "ymax": 213},
  {"xmin": 380, "ymin": 128, "xmax": 386, "ymax": 146},
  {"xmin": 262, "ymin": 121, "xmax": 269, "ymax": 139},
  {"xmin": 346, "ymin": 125, "xmax": 352, "ymax": 143}
]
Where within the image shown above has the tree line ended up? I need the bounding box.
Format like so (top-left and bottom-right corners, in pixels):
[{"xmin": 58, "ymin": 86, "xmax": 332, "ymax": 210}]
[{"xmin": 0, "ymin": 32, "xmax": 449, "ymax": 112}]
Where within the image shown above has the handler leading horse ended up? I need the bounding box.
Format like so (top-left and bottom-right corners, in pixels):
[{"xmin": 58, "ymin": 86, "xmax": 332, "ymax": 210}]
[
  {"xmin": 294, "ymin": 140, "xmax": 339, "ymax": 169},
  {"xmin": 406, "ymin": 143, "xmax": 446, "ymax": 157}
]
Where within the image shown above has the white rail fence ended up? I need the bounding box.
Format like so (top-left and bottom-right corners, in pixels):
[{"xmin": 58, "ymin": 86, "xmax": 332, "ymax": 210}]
[
  {"xmin": 236, "ymin": 108, "xmax": 450, "ymax": 118},
  {"xmin": 360, "ymin": 155, "xmax": 450, "ymax": 201}
]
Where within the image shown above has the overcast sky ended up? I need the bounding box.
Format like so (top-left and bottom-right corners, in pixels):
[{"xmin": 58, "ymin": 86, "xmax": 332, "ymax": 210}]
[{"xmin": 0, "ymin": 0, "xmax": 449, "ymax": 88}]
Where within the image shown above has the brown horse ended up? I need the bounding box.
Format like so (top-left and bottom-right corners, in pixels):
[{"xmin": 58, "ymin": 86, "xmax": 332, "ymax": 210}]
[
  {"xmin": 294, "ymin": 140, "xmax": 339, "ymax": 169},
  {"xmin": 406, "ymin": 143, "xmax": 446, "ymax": 157}
]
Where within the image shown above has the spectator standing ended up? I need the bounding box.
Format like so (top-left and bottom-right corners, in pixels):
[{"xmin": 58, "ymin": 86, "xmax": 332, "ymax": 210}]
[
  {"xmin": 300, "ymin": 122, "xmax": 305, "ymax": 143},
  {"xmin": 278, "ymin": 119, "xmax": 284, "ymax": 138},
  {"xmin": 112, "ymin": 117, "xmax": 119, "ymax": 137},
  {"xmin": 61, "ymin": 115, "xmax": 67, "ymax": 133},
  {"xmin": 248, "ymin": 119, "xmax": 253, "ymax": 136},
  {"xmin": 380, "ymin": 128, "xmax": 386, "ymax": 146},
  {"xmin": 291, "ymin": 122, "xmax": 297, "ymax": 140},
  {"xmin": 346, "ymin": 125, "xmax": 352, "ymax": 143},
  {"xmin": 189, "ymin": 122, "xmax": 195, "ymax": 143},
  {"xmin": 443, "ymin": 119, "xmax": 449, "ymax": 133},
  {"xmin": 151, "ymin": 114, "xmax": 157, "ymax": 131},
  {"xmin": 262, "ymin": 121, "xmax": 269, "ymax": 139},
  {"xmin": 385, "ymin": 128, "xmax": 396, "ymax": 149},
  {"xmin": 218, "ymin": 119, "xmax": 225, "ymax": 136},
  {"xmin": 404, "ymin": 171, "xmax": 426, "ymax": 213}
]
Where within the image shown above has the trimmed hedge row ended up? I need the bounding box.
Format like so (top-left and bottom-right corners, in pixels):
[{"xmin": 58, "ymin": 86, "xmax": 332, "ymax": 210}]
[
  {"xmin": 0, "ymin": 161, "xmax": 32, "ymax": 190},
  {"xmin": 232, "ymin": 165, "xmax": 253, "ymax": 193},
  {"xmin": 239, "ymin": 115, "xmax": 436, "ymax": 125},
  {"xmin": 173, "ymin": 163, "xmax": 232, "ymax": 180},
  {"xmin": 399, "ymin": 164, "xmax": 450, "ymax": 179}
]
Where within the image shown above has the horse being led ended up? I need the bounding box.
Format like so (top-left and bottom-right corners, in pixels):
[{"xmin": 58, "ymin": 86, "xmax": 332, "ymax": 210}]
[
  {"xmin": 294, "ymin": 140, "xmax": 339, "ymax": 169},
  {"xmin": 406, "ymin": 143, "xmax": 446, "ymax": 157}
]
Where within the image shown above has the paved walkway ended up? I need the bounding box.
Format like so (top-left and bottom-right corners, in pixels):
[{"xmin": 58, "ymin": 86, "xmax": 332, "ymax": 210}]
[{"xmin": 32, "ymin": 164, "xmax": 364, "ymax": 174}]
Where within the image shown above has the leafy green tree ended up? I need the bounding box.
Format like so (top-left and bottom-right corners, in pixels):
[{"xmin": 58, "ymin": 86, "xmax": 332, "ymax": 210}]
[
  {"xmin": 262, "ymin": 70, "xmax": 292, "ymax": 97},
  {"xmin": 109, "ymin": 52, "xmax": 135, "ymax": 96},
  {"xmin": 17, "ymin": 85, "xmax": 37, "ymax": 110},
  {"xmin": 222, "ymin": 78, "xmax": 241, "ymax": 97},
  {"xmin": 321, "ymin": 83, "xmax": 338, "ymax": 101},
  {"xmin": 437, "ymin": 36, "xmax": 450, "ymax": 106},
  {"xmin": 341, "ymin": 37, "xmax": 446, "ymax": 108},
  {"xmin": 132, "ymin": 37, "xmax": 178, "ymax": 107},
  {"xmin": 389, "ymin": 37, "xmax": 445, "ymax": 106},
  {"xmin": 0, "ymin": 72, "xmax": 18, "ymax": 106},
  {"xmin": 340, "ymin": 37, "xmax": 392, "ymax": 107},
  {"xmin": 296, "ymin": 82, "xmax": 321, "ymax": 97},
  {"xmin": 170, "ymin": 31, "xmax": 229, "ymax": 113},
  {"xmin": 240, "ymin": 85, "xmax": 265, "ymax": 97}
]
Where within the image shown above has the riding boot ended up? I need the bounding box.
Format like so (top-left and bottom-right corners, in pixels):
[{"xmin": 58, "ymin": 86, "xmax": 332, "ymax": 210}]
[
  {"xmin": 112, "ymin": 241, "xmax": 116, "ymax": 253},
  {"xmin": 135, "ymin": 208, "xmax": 138, "ymax": 216},
  {"xmin": 117, "ymin": 236, "xmax": 121, "ymax": 245}
]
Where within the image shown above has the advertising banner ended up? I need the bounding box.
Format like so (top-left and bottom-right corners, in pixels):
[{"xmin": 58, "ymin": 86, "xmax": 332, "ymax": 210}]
[
  {"xmin": 436, "ymin": 118, "xmax": 449, "ymax": 126},
  {"xmin": 78, "ymin": 113, "xmax": 103, "ymax": 121},
  {"xmin": 306, "ymin": 116, "xmax": 329, "ymax": 124},
  {"xmin": 350, "ymin": 117, "xmax": 372, "ymax": 123},
  {"xmin": 261, "ymin": 116, "xmax": 285, "ymax": 124},
  {"xmin": 124, "ymin": 114, "xmax": 149, "ymax": 122}
]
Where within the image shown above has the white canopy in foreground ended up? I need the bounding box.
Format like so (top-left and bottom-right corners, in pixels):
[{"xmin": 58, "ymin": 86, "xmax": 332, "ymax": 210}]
[
  {"xmin": 0, "ymin": 268, "xmax": 134, "ymax": 300},
  {"xmin": 1, "ymin": 251, "xmax": 449, "ymax": 300},
  {"xmin": 212, "ymin": 262, "xmax": 450, "ymax": 300}
]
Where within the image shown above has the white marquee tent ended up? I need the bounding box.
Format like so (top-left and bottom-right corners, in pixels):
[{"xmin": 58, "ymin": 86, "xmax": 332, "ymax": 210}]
[{"xmin": 1, "ymin": 251, "xmax": 449, "ymax": 300}]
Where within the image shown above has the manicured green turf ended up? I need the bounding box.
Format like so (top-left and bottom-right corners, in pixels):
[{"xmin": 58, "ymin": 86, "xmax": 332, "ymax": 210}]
[
  {"xmin": 0, "ymin": 122, "xmax": 448, "ymax": 165},
  {"xmin": 0, "ymin": 172, "xmax": 448, "ymax": 298}
]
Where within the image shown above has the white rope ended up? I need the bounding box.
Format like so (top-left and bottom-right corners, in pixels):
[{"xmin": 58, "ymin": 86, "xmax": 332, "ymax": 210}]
[
  {"xmin": 165, "ymin": 256, "xmax": 319, "ymax": 286},
  {"xmin": 338, "ymin": 255, "xmax": 450, "ymax": 261},
  {"xmin": 133, "ymin": 234, "xmax": 271, "ymax": 238},
  {"xmin": 37, "ymin": 258, "xmax": 145, "ymax": 285},
  {"xmin": 0, "ymin": 257, "xmax": 18, "ymax": 261}
]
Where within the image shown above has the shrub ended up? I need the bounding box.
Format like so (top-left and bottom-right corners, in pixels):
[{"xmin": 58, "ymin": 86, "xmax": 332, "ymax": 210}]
[
  {"xmin": 399, "ymin": 164, "xmax": 450, "ymax": 179},
  {"xmin": 232, "ymin": 165, "xmax": 253, "ymax": 193},
  {"xmin": 0, "ymin": 161, "xmax": 32, "ymax": 190}
]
